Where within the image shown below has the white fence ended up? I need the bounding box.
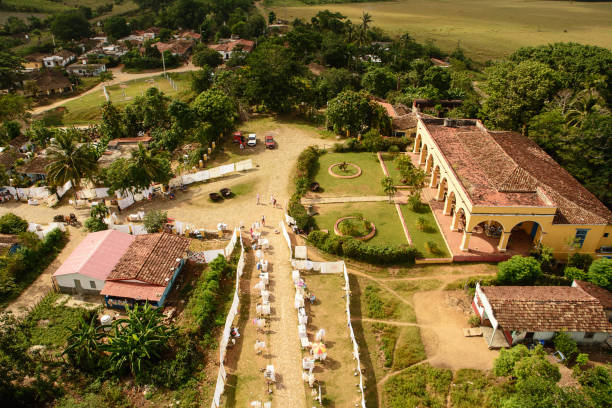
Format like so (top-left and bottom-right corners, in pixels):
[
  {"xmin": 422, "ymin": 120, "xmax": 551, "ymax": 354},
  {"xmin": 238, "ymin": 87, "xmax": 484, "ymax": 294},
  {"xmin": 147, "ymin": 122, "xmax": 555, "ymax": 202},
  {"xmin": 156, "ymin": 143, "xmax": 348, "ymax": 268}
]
[
  {"xmin": 211, "ymin": 228, "xmax": 245, "ymax": 408},
  {"xmin": 169, "ymin": 159, "xmax": 253, "ymax": 188}
]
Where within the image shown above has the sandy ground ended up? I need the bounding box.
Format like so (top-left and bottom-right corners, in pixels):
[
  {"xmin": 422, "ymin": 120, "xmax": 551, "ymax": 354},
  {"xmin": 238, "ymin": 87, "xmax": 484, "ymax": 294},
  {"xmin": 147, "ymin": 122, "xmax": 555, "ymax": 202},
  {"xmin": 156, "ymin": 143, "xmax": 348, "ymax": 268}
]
[
  {"xmin": 4, "ymin": 226, "xmax": 88, "ymax": 317},
  {"xmin": 30, "ymin": 61, "xmax": 198, "ymax": 115},
  {"xmin": 413, "ymin": 288, "xmax": 499, "ymax": 370}
]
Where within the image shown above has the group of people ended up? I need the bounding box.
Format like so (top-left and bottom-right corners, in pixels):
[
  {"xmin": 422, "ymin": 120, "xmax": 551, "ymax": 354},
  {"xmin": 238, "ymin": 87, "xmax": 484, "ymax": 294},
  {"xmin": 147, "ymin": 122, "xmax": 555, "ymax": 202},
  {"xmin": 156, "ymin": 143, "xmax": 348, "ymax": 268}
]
[{"xmin": 255, "ymin": 193, "xmax": 278, "ymax": 208}]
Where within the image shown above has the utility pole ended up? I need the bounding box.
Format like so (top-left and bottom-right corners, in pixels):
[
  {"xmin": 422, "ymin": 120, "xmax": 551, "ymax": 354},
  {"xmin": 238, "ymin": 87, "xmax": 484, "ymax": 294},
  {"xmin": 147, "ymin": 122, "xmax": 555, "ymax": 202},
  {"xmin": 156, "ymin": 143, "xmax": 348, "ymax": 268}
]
[{"xmin": 162, "ymin": 51, "xmax": 166, "ymax": 76}]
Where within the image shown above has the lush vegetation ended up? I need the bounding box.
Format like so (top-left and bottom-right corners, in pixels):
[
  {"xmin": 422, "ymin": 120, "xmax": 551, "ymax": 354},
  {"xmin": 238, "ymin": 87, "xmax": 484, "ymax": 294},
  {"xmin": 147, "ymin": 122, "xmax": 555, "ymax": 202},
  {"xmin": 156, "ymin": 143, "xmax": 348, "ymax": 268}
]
[
  {"xmin": 0, "ymin": 213, "xmax": 27, "ymax": 234},
  {"xmin": 383, "ymin": 363, "xmax": 453, "ymax": 407}
]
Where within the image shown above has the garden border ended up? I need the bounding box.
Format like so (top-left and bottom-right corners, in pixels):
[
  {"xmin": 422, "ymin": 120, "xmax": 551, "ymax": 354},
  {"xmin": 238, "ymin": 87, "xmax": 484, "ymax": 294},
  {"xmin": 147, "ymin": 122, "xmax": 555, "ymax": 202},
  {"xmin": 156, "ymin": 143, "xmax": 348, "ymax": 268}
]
[
  {"xmin": 328, "ymin": 162, "xmax": 362, "ymax": 179},
  {"xmin": 334, "ymin": 216, "xmax": 377, "ymax": 241}
]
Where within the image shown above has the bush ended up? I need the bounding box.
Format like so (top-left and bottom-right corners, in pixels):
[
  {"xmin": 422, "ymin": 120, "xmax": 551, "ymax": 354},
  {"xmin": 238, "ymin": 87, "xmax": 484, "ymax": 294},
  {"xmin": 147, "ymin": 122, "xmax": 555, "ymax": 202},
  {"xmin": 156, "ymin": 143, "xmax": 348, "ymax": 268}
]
[
  {"xmin": 468, "ymin": 314, "xmax": 480, "ymax": 327},
  {"xmin": 408, "ymin": 192, "xmax": 425, "ymax": 212},
  {"xmin": 568, "ymin": 253, "xmax": 594, "ymax": 271},
  {"xmin": 388, "ymin": 144, "xmax": 400, "ymax": 153},
  {"xmin": 0, "ymin": 213, "xmax": 28, "ymax": 234},
  {"xmin": 586, "ymin": 258, "xmax": 612, "ymax": 291},
  {"xmin": 84, "ymin": 217, "xmax": 108, "ymax": 232},
  {"xmin": 497, "ymin": 255, "xmax": 542, "ymax": 284},
  {"xmin": 143, "ymin": 210, "xmax": 167, "ymax": 233},
  {"xmin": 425, "ymin": 240, "xmax": 441, "ymax": 255},
  {"xmin": 564, "ymin": 266, "xmax": 587, "ymax": 281},
  {"xmin": 287, "ymin": 199, "xmax": 313, "ymax": 231},
  {"xmin": 295, "ymin": 146, "xmax": 322, "ymax": 180},
  {"xmin": 553, "ymin": 332, "xmax": 578, "ymax": 361},
  {"xmin": 307, "ymin": 230, "xmax": 419, "ymax": 265},
  {"xmin": 332, "ymin": 135, "xmax": 410, "ymax": 153}
]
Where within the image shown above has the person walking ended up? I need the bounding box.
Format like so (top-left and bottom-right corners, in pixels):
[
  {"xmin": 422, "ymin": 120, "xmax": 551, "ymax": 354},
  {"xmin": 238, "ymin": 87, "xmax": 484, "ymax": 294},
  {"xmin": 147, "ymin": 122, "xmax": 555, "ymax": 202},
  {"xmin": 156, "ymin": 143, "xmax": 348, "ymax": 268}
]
[
  {"xmin": 256, "ymin": 193, "xmax": 260, "ymax": 205},
  {"xmin": 261, "ymin": 215, "xmax": 265, "ymax": 227}
]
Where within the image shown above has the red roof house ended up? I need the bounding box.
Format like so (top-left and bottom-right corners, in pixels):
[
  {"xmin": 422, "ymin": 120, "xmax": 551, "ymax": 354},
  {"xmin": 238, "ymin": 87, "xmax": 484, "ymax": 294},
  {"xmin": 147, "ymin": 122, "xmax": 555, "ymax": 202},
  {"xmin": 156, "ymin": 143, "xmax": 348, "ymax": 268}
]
[
  {"xmin": 53, "ymin": 230, "xmax": 135, "ymax": 294},
  {"xmin": 101, "ymin": 233, "xmax": 190, "ymax": 308}
]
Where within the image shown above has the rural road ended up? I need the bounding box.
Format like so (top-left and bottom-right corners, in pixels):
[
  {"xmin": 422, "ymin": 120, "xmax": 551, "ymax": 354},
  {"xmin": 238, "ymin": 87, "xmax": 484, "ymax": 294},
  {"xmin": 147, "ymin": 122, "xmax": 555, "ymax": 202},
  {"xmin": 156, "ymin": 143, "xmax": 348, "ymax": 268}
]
[{"xmin": 30, "ymin": 61, "xmax": 198, "ymax": 115}]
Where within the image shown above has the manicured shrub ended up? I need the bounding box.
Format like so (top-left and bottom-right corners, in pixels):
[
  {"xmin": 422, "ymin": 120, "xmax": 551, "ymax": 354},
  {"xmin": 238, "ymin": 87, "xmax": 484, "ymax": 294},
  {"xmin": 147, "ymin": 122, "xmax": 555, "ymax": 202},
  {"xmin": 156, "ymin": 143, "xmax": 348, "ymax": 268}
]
[
  {"xmin": 426, "ymin": 240, "xmax": 441, "ymax": 255},
  {"xmin": 84, "ymin": 217, "xmax": 108, "ymax": 232},
  {"xmin": 586, "ymin": 258, "xmax": 612, "ymax": 291},
  {"xmin": 307, "ymin": 230, "xmax": 419, "ymax": 265},
  {"xmin": 497, "ymin": 255, "xmax": 542, "ymax": 284},
  {"xmin": 288, "ymin": 199, "xmax": 312, "ymax": 231},
  {"xmin": 564, "ymin": 266, "xmax": 587, "ymax": 281},
  {"xmin": 0, "ymin": 213, "xmax": 28, "ymax": 234},
  {"xmin": 568, "ymin": 252, "xmax": 594, "ymax": 271}
]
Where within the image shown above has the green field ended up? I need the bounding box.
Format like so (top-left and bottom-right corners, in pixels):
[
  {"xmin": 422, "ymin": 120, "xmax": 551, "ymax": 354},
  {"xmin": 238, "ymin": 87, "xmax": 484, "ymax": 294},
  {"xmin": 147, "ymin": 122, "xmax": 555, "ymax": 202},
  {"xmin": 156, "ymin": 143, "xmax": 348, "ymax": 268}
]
[
  {"xmin": 267, "ymin": 0, "xmax": 612, "ymax": 61},
  {"xmin": 1, "ymin": 0, "xmax": 137, "ymax": 15},
  {"xmin": 314, "ymin": 152, "xmax": 385, "ymax": 196},
  {"xmin": 58, "ymin": 73, "xmax": 191, "ymax": 125}
]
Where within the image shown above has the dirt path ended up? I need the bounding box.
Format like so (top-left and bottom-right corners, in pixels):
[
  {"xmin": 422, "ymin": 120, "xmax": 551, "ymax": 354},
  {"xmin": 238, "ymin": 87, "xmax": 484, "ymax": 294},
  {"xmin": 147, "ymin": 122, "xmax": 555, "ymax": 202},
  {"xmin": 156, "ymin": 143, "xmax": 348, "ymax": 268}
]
[
  {"xmin": 30, "ymin": 62, "xmax": 197, "ymax": 115},
  {"xmin": 3, "ymin": 226, "xmax": 88, "ymax": 317}
]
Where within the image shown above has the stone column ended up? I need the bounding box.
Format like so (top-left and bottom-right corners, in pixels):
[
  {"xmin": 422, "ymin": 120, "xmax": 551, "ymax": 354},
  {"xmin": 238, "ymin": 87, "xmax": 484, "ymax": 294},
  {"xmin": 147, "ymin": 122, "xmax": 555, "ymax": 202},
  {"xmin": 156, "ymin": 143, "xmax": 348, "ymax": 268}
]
[
  {"xmin": 419, "ymin": 148, "xmax": 427, "ymax": 166},
  {"xmin": 425, "ymin": 155, "xmax": 433, "ymax": 173},
  {"xmin": 429, "ymin": 169, "xmax": 439, "ymax": 188},
  {"xmin": 498, "ymin": 231, "xmax": 512, "ymax": 252},
  {"xmin": 451, "ymin": 211, "xmax": 461, "ymax": 232},
  {"xmin": 412, "ymin": 136, "xmax": 420, "ymax": 153},
  {"xmin": 460, "ymin": 231, "xmax": 471, "ymax": 252},
  {"xmin": 436, "ymin": 180, "xmax": 445, "ymax": 201},
  {"xmin": 443, "ymin": 193, "xmax": 453, "ymax": 215}
]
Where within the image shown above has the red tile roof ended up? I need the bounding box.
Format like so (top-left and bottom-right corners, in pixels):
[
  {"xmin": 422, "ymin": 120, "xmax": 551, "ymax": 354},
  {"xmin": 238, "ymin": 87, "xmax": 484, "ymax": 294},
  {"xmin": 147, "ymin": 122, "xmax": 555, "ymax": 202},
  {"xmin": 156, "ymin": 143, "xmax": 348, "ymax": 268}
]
[
  {"xmin": 106, "ymin": 233, "xmax": 190, "ymax": 286},
  {"xmin": 574, "ymin": 280, "xmax": 612, "ymax": 309},
  {"xmin": 100, "ymin": 280, "xmax": 166, "ymax": 302},
  {"xmin": 482, "ymin": 285, "xmax": 612, "ymax": 332},
  {"xmin": 376, "ymin": 101, "xmax": 397, "ymax": 118},
  {"xmin": 209, "ymin": 39, "xmax": 255, "ymax": 53},
  {"xmin": 107, "ymin": 136, "xmax": 152, "ymax": 147},
  {"xmin": 154, "ymin": 40, "xmax": 193, "ymax": 56},
  {"xmin": 422, "ymin": 118, "xmax": 612, "ymax": 224}
]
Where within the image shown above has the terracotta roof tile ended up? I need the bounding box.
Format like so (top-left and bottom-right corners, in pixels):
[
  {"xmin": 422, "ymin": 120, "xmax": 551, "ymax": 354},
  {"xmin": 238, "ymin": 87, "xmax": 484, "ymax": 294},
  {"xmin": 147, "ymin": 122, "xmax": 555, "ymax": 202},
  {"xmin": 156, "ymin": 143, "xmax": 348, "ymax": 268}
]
[
  {"xmin": 107, "ymin": 233, "xmax": 190, "ymax": 286},
  {"xmin": 482, "ymin": 285, "xmax": 612, "ymax": 332},
  {"xmin": 574, "ymin": 280, "xmax": 612, "ymax": 309}
]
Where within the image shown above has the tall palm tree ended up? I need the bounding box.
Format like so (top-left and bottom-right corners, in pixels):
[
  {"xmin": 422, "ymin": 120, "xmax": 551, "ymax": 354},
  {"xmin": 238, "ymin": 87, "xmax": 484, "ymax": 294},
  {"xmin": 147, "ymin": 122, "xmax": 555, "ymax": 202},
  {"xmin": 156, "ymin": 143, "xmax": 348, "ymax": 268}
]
[
  {"xmin": 358, "ymin": 11, "xmax": 373, "ymax": 47},
  {"xmin": 130, "ymin": 143, "xmax": 172, "ymax": 190},
  {"xmin": 45, "ymin": 130, "xmax": 98, "ymax": 205}
]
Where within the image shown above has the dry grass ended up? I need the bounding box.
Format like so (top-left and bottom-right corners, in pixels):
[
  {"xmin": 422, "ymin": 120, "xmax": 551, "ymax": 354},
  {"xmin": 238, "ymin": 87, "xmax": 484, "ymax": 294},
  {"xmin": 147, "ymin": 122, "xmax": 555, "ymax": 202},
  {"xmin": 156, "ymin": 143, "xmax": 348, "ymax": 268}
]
[{"xmin": 268, "ymin": 0, "xmax": 612, "ymax": 61}]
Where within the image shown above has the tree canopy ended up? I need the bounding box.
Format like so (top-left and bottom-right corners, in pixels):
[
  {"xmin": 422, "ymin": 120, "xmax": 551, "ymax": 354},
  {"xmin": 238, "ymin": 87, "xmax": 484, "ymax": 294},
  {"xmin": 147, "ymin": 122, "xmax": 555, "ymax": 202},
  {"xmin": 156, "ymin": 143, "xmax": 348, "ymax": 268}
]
[{"xmin": 50, "ymin": 12, "xmax": 91, "ymax": 42}]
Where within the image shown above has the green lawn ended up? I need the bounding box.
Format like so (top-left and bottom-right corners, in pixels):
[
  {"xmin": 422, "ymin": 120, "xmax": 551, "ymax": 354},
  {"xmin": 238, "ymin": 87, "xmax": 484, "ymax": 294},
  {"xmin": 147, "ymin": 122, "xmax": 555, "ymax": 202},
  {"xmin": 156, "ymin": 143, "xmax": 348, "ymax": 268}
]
[
  {"xmin": 314, "ymin": 152, "xmax": 386, "ymax": 196},
  {"xmin": 313, "ymin": 202, "xmax": 407, "ymax": 246},
  {"xmin": 359, "ymin": 278, "xmax": 416, "ymax": 323},
  {"xmin": 399, "ymin": 204, "xmax": 450, "ymax": 258},
  {"xmin": 380, "ymin": 152, "xmax": 405, "ymax": 185},
  {"xmin": 268, "ymin": 0, "xmax": 612, "ymax": 61},
  {"xmin": 59, "ymin": 73, "xmax": 191, "ymax": 125}
]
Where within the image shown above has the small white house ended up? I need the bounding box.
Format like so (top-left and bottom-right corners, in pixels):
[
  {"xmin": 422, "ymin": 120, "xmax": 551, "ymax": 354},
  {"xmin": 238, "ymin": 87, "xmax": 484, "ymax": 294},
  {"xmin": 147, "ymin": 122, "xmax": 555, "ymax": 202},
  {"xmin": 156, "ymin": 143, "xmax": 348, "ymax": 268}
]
[
  {"xmin": 473, "ymin": 282, "xmax": 612, "ymax": 348},
  {"xmin": 53, "ymin": 230, "xmax": 135, "ymax": 295},
  {"xmin": 43, "ymin": 50, "xmax": 76, "ymax": 68}
]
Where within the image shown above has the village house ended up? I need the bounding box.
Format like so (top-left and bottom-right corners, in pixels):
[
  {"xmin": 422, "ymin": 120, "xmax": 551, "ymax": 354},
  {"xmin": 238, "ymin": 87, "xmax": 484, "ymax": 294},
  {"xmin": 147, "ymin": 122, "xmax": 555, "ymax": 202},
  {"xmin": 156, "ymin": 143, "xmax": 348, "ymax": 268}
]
[
  {"xmin": 43, "ymin": 50, "xmax": 76, "ymax": 68},
  {"xmin": 209, "ymin": 38, "xmax": 255, "ymax": 60},
  {"xmin": 174, "ymin": 30, "xmax": 201, "ymax": 41},
  {"xmin": 22, "ymin": 70, "xmax": 74, "ymax": 97},
  {"xmin": 154, "ymin": 40, "xmax": 194, "ymax": 58},
  {"xmin": 52, "ymin": 230, "xmax": 136, "ymax": 295},
  {"xmin": 23, "ymin": 53, "xmax": 47, "ymax": 71},
  {"xmin": 98, "ymin": 136, "xmax": 153, "ymax": 168},
  {"xmin": 66, "ymin": 61, "xmax": 107, "ymax": 76},
  {"xmin": 430, "ymin": 57, "xmax": 451, "ymax": 68},
  {"xmin": 411, "ymin": 117, "xmax": 612, "ymax": 260},
  {"xmin": 375, "ymin": 100, "xmax": 417, "ymax": 137},
  {"xmin": 473, "ymin": 282, "xmax": 612, "ymax": 348},
  {"xmin": 100, "ymin": 233, "xmax": 190, "ymax": 309}
]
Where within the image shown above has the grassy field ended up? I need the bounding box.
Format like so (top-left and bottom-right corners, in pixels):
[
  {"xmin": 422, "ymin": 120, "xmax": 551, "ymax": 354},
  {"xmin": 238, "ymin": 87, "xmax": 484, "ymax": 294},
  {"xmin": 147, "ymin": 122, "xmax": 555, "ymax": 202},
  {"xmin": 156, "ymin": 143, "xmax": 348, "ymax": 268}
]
[
  {"xmin": 313, "ymin": 202, "xmax": 407, "ymax": 246},
  {"xmin": 58, "ymin": 73, "xmax": 191, "ymax": 125},
  {"xmin": 313, "ymin": 152, "xmax": 385, "ymax": 196},
  {"xmin": 267, "ymin": 0, "xmax": 612, "ymax": 61},
  {"xmin": 399, "ymin": 204, "xmax": 450, "ymax": 257},
  {"xmin": 1, "ymin": 0, "xmax": 137, "ymax": 15}
]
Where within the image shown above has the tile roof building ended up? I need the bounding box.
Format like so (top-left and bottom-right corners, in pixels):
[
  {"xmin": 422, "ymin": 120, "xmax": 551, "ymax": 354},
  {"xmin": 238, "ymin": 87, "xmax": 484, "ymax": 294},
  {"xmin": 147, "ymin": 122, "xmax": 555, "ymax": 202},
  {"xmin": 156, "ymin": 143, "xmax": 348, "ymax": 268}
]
[
  {"xmin": 101, "ymin": 233, "xmax": 190, "ymax": 308},
  {"xmin": 413, "ymin": 117, "xmax": 612, "ymax": 259},
  {"xmin": 52, "ymin": 230, "xmax": 135, "ymax": 295},
  {"xmin": 209, "ymin": 39, "xmax": 255, "ymax": 60},
  {"xmin": 473, "ymin": 282, "xmax": 612, "ymax": 348}
]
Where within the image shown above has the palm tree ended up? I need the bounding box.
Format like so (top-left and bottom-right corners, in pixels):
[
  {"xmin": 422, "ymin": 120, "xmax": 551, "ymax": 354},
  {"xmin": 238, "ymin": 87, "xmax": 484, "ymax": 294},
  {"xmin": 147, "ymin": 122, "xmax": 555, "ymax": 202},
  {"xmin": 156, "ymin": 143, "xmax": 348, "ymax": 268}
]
[
  {"xmin": 358, "ymin": 11, "xmax": 373, "ymax": 47},
  {"xmin": 381, "ymin": 176, "xmax": 396, "ymax": 203},
  {"xmin": 130, "ymin": 143, "xmax": 172, "ymax": 190},
  {"xmin": 45, "ymin": 130, "xmax": 98, "ymax": 205},
  {"xmin": 565, "ymin": 89, "xmax": 609, "ymax": 128}
]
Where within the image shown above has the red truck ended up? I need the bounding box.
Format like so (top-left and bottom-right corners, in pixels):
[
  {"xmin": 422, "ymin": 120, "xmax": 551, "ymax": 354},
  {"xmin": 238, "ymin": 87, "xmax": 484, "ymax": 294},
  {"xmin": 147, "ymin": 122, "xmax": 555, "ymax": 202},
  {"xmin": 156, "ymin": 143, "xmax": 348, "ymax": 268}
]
[{"xmin": 265, "ymin": 134, "xmax": 275, "ymax": 149}]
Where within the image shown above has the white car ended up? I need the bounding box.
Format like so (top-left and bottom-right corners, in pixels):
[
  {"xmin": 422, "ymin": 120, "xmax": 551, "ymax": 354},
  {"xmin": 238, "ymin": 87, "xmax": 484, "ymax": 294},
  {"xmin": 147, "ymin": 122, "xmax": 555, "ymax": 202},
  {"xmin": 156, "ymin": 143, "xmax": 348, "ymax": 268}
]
[{"xmin": 247, "ymin": 133, "xmax": 257, "ymax": 147}]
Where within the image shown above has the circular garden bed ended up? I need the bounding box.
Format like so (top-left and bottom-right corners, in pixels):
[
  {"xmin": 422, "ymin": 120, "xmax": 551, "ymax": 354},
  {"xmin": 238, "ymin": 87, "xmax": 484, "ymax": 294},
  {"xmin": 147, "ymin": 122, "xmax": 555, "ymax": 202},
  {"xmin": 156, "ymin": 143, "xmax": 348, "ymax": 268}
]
[
  {"xmin": 328, "ymin": 162, "xmax": 362, "ymax": 179},
  {"xmin": 334, "ymin": 216, "xmax": 376, "ymax": 241}
]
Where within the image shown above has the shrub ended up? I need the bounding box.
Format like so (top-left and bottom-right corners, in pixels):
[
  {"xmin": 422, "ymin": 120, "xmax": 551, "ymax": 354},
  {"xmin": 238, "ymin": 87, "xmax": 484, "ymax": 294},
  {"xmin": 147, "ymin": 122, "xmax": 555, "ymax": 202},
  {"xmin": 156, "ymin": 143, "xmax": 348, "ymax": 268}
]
[
  {"xmin": 388, "ymin": 144, "xmax": 400, "ymax": 153},
  {"xmin": 408, "ymin": 192, "xmax": 424, "ymax": 212},
  {"xmin": 568, "ymin": 253, "xmax": 594, "ymax": 271},
  {"xmin": 564, "ymin": 266, "xmax": 587, "ymax": 281},
  {"xmin": 425, "ymin": 240, "xmax": 441, "ymax": 255},
  {"xmin": 307, "ymin": 230, "xmax": 419, "ymax": 265},
  {"xmin": 468, "ymin": 314, "xmax": 480, "ymax": 327},
  {"xmin": 143, "ymin": 210, "xmax": 167, "ymax": 233},
  {"xmin": 0, "ymin": 213, "xmax": 28, "ymax": 234},
  {"xmin": 416, "ymin": 216, "xmax": 429, "ymax": 231},
  {"xmin": 586, "ymin": 258, "xmax": 612, "ymax": 291},
  {"xmin": 497, "ymin": 255, "xmax": 542, "ymax": 284},
  {"xmin": 288, "ymin": 199, "xmax": 312, "ymax": 231},
  {"xmin": 553, "ymin": 332, "xmax": 578, "ymax": 361},
  {"xmin": 84, "ymin": 217, "xmax": 108, "ymax": 232},
  {"xmin": 295, "ymin": 146, "xmax": 321, "ymax": 180}
]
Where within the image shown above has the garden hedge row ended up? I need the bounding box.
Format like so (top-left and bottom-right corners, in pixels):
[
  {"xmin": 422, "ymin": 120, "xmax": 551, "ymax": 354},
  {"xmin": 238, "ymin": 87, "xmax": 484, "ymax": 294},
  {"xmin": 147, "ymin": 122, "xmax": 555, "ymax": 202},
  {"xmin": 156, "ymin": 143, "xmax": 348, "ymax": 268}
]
[
  {"xmin": 288, "ymin": 146, "xmax": 323, "ymax": 231},
  {"xmin": 307, "ymin": 230, "xmax": 420, "ymax": 265},
  {"xmin": 333, "ymin": 133, "xmax": 411, "ymax": 153}
]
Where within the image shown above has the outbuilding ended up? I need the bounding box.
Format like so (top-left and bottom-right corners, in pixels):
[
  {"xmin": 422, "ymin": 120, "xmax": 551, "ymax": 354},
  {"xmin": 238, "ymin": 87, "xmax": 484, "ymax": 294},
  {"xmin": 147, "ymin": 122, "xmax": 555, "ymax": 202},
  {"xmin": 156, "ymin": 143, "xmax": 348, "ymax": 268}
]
[{"xmin": 52, "ymin": 230, "xmax": 135, "ymax": 294}]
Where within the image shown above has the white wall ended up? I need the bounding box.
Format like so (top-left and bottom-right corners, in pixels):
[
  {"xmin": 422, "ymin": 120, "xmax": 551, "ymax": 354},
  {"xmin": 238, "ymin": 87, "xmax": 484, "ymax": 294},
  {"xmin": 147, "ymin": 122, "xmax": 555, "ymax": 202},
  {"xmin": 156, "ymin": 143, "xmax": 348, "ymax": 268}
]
[
  {"xmin": 511, "ymin": 330, "xmax": 608, "ymax": 345},
  {"xmin": 55, "ymin": 273, "xmax": 105, "ymax": 292}
]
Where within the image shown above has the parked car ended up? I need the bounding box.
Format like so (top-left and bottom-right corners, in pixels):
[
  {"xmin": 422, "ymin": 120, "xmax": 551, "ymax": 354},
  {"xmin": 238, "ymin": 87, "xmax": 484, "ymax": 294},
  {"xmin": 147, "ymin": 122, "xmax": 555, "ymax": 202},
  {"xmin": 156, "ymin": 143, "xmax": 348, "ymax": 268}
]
[
  {"xmin": 265, "ymin": 134, "xmax": 275, "ymax": 149},
  {"xmin": 233, "ymin": 131, "xmax": 245, "ymax": 144},
  {"xmin": 247, "ymin": 133, "xmax": 257, "ymax": 147}
]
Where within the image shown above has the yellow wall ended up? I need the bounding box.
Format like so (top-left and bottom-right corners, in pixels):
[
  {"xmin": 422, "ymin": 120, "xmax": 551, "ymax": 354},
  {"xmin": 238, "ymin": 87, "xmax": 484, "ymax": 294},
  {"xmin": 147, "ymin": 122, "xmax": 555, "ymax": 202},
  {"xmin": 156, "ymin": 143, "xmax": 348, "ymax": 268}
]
[
  {"xmin": 414, "ymin": 119, "xmax": 611, "ymax": 259},
  {"xmin": 24, "ymin": 61, "xmax": 42, "ymax": 70}
]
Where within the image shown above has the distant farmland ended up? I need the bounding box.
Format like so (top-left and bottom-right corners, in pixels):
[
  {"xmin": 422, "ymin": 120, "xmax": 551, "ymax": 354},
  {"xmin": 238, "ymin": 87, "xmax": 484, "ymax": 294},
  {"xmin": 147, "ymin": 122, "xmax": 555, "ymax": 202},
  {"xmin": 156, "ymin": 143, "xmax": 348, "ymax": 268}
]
[{"xmin": 267, "ymin": 0, "xmax": 612, "ymax": 61}]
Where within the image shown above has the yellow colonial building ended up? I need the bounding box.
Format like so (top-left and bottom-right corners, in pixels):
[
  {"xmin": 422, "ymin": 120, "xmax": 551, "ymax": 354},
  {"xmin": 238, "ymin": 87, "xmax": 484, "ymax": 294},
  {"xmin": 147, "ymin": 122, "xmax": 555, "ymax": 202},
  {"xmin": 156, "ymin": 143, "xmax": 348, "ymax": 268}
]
[{"xmin": 411, "ymin": 117, "xmax": 612, "ymax": 261}]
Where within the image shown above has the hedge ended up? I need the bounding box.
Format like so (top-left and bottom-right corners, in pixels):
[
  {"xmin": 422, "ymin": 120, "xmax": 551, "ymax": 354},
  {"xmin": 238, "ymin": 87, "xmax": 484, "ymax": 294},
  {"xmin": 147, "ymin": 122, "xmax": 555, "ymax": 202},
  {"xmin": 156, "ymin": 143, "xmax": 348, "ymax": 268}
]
[
  {"xmin": 307, "ymin": 230, "xmax": 419, "ymax": 265},
  {"xmin": 333, "ymin": 134, "xmax": 410, "ymax": 153},
  {"xmin": 288, "ymin": 146, "xmax": 323, "ymax": 231},
  {"xmin": 0, "ymin": 213, "xmax": 28, "ymax": 234}
]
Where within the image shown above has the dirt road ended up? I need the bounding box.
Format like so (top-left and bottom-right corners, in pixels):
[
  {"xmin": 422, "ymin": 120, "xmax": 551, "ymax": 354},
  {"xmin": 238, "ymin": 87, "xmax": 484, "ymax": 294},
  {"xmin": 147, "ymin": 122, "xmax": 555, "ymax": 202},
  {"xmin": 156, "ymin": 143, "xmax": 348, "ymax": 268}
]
[{"xmin": 30, "ymin": 61, "xmax": 197, "ymax": 115}]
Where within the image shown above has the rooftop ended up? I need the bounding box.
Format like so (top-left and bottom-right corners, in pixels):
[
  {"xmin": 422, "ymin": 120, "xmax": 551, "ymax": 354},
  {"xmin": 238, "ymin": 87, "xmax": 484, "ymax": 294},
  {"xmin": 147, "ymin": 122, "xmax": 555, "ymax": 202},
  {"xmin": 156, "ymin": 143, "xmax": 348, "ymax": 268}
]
[
  {"xmin": 574, "ymin": 280, "xmax": 612, "ymax": 309},
  {"xmin": 16, "ymin": 154, "xmax": 53, "ymax": 175},
  {"xmin": 25, "ymin": 70, "xmax": 72, "ymax": 92},
  {"xmin": 209, "ymin": 39, "xmax": 255, "ymax": 53},
  {"xmin": 154, "ymin": 40, "xmax": 193, "ymax": 55},
  {"xmin": 421, "ymin": 118, "xmax": 612, "ymax": 224},
  {"xmin": 481, "ymin": 285, "xmax": 612, "ymax": 332},
  {"xmin": 106, "ymin": 233, "xmax": 190, "ymax": 286},
  {"xmin": 53, "ymin": 230, "xmax": 135, "ymax": 281},
  {"xmin": 107, "ymin": 136, "xmax": 152, "ymax": 148}
]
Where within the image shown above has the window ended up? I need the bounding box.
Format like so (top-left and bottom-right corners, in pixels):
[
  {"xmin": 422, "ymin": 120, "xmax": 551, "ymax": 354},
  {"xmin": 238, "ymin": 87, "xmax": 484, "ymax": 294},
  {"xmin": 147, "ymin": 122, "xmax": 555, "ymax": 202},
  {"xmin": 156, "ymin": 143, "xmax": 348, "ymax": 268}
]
[
  {"xmin": 574, "ymin": 229, "xmax": 589, "ymax": 248},
  {"xmin": 584, "ymin": 332, "xmax": 595, "ymax": 339},
  {"xmin": 525, "ymin": 332, "xmax": 534, "ymax": 340},
  {"xmin": 604, "ymin": 233, "xmax": 609, "ymax": 238},
  {"xmin": 90, "ymin": 280, "xmax": 96, "ymax": 289}
]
